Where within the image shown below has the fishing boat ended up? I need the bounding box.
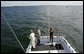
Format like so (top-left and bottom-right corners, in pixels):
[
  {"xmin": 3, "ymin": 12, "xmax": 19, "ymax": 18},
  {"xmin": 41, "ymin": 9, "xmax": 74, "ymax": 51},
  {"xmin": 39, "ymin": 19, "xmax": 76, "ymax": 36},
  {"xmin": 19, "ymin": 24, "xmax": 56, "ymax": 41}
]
[{"xmin": 26, "ymin": 36, "xmax": 77, "ymax": 53}]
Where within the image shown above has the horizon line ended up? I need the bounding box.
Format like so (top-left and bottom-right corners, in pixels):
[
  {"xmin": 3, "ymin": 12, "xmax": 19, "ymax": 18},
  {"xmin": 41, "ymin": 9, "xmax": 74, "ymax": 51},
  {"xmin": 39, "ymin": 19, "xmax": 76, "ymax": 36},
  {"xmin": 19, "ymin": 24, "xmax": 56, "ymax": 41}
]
[
  {"xmin": 1, "ymin": 5, "xmax": 83, "ymax": 7},
  {"xmin": 1, "ymin": 1, "xmax": 83, "ymax": 7}
]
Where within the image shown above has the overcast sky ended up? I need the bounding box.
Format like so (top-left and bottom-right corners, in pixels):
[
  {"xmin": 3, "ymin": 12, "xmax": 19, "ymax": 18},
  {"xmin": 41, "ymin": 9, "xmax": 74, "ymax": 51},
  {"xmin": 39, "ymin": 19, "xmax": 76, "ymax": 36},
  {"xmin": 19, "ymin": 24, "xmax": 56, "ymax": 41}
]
[{"xmin": 1, "ymin": 1, "xmax": 83, "ymax": 7}]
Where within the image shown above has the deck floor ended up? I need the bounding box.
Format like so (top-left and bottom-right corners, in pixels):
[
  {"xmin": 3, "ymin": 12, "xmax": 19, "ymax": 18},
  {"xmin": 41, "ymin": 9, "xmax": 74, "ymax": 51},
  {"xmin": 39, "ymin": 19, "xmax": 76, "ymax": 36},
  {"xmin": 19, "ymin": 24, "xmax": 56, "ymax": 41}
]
[
  {"xmin": 31, "ymin": 44, "xmax": 64, "ymax": 51},
  {"xmin": 26, "ymin": 36, "xmax": 76, "ymax": 53}
]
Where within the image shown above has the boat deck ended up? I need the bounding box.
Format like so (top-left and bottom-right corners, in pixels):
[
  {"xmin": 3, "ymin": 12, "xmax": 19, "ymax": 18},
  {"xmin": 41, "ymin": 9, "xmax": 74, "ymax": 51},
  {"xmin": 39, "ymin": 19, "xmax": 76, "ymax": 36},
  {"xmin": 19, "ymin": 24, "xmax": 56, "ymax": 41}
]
[
  {"xmin": 31, "ymin": 44, "xmax": 64, "ymax": 51},
  {"xmin": 26, "ymin": 36, "xmax": 76, "ymax": 53}
]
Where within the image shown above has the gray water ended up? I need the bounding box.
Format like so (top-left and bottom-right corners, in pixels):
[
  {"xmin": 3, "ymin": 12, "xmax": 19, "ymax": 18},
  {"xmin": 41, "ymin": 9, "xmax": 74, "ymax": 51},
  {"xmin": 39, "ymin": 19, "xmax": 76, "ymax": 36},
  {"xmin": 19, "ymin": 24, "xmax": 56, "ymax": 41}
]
[{"xmin": 1, "ymin": 6, "xmax": 83, "ymax": 53}]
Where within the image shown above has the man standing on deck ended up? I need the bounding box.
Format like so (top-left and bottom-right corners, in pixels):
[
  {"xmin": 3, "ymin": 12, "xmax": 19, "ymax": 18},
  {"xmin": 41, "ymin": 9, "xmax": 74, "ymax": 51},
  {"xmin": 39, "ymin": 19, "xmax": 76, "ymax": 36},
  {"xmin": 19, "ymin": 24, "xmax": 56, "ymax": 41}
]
[
  {"xmin": 29, "ymin": 30, "xmax": 36, "ymax": 48},
  {"xmin": 50, "ymin": 27, "xmax": 54, "ymax": 43},
  {"xmin": 35, "ymin": 27, "xmax": 41, "ymax": 45}
]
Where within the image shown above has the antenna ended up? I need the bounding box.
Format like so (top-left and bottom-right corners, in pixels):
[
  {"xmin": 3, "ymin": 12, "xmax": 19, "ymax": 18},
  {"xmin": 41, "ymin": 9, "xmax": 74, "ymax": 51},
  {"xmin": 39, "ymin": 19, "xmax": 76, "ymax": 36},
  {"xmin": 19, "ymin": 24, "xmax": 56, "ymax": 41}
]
[{"xmin": 47, "ymin": 5, "xmax": 49, "ymax": 36}]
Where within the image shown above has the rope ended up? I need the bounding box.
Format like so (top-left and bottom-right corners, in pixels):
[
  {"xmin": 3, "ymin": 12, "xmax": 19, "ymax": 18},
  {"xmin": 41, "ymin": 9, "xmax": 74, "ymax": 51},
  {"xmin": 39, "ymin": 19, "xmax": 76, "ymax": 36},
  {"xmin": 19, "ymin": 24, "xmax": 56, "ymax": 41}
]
[{"xmin": 1, "ymin": 15, "xmax": 25, "ymax": 52}]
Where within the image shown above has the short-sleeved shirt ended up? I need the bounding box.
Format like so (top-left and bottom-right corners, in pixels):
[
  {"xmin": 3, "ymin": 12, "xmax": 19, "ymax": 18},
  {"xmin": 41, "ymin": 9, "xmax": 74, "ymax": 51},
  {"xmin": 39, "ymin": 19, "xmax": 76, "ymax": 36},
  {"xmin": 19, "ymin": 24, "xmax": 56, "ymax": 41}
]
[{"xmin": 35, "ymin": 29, "xmax": 41, "ymax": 39}]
